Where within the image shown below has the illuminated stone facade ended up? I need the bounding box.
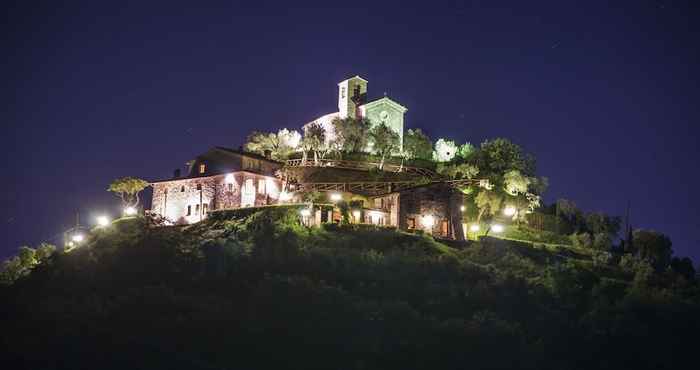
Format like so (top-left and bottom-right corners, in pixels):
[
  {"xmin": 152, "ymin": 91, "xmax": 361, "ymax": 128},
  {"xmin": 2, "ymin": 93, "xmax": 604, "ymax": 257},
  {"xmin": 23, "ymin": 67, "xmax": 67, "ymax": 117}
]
[
  {"xmin": 369, "ymin": 183, "xmax": 465, "ymax": 240},
  {"xmin": 304, "ymin": 75, "xmax": 408, "ymax": 150},
  {"xmin": 150, "ymin": 147, "xmax": 283, "ymax": 224}
]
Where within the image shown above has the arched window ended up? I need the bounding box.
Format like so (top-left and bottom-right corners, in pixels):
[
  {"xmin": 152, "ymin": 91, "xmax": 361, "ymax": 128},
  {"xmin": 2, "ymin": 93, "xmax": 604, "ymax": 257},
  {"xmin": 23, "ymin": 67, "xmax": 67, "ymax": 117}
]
[{"xmin": 180, "ymin": 186, "xmax": 185, "ymax": 192}]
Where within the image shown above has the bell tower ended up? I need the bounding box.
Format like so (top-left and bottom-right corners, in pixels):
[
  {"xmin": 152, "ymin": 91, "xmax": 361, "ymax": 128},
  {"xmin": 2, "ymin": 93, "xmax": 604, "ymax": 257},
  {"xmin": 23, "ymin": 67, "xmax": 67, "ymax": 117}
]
[{"xmin": 338, "ymin": 75, "xmax": 368, "ymax": 119}]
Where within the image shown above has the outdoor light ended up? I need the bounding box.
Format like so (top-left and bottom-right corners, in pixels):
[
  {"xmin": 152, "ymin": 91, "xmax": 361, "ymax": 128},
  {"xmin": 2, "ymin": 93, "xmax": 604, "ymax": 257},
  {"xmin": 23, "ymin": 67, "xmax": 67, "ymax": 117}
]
[
  {"xmin": 124, "ymin": 207, "xmax": 137, "ymax": 216},
  {"xmin": 96, "ymin": 215, "xmax": 110, "ymax": 227},
  {"xmin": 503, "ymin": 206, "xmax": 517, "ymax": 217},
  {"xmin": 299, "ymin": 208, "xmax": 312, "ymax": 217},
  {"xmin": 279, "ymin": 191, "xmax": 293, "ymax": 202},
  {"xmin": 469, "ymin": 224, "xmax": 480, "ymax": 232},
  {"xmin": 491, "ymin": 224, "xmax": 504, "ymax": 233},
  {"xmin": 330, "ymin": 192, "xmax": 342, "ymax": 202},
  {"xmin": 421, "ymin": 215, "xmax": 435, "ymax": 228},
  {"xmin": 460, "ymin": 205, "xmax": 466, "ymax": 212},
  {"xmin": 67, "ymin": 241, "xmax": 75, "ymax": 248},
  {"xmin": 72, "ymin": 234, "xmax": 84, "ymax": 243}
]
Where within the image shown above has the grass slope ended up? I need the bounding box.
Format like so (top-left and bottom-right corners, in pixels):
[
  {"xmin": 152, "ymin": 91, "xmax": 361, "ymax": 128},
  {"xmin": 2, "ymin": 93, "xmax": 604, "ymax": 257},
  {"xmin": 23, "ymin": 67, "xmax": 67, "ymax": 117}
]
[{"xmin": 1, "ymin": 207, "xmax": 698, "ymax": 370}]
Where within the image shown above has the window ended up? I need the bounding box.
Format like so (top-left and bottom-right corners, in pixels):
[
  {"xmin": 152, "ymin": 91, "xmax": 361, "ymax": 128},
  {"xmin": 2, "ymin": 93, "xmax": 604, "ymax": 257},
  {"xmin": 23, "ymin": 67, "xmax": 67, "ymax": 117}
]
[
  {"xmin": 227, "ymin": 183, "xmax": 234, "ymax": 192},
  {"xmin": 196, "ymin": 184, "xmax": 202, "ymax": 191},
  {"xmin": 203, "ymin": 204, "xmax": 208, "ymax": 214},
  {"xmin": 196, "ymin": 204, "xmax": 200, "ymax": 214},
  {"xmin": 407, "ymin": 217, "xmax": 416, "ymax": 230},
  {"xmin": 187, "ymin": 205, "xmax": 191, "ymax": 216},
  {"xmin": 181, "ymin": 186, "xmax": 185, "ymax": 192},
  {"xmin": 199, "ymin": 163, "xmax": 206, "ymax": 174},
  {"xmin": 241, "ymin": 179, "xmax": 255, "ymax": 207},
  {"xmin": 441, "ymin": 220, "xmax": 449, "ymax": 237},
  {"xmin": 258, "ymin": 179, "xmax": 266, "ymax": 194},
  {"xmin": 374, "ymin": 198, "xmax": 382, "ymax": 209}
]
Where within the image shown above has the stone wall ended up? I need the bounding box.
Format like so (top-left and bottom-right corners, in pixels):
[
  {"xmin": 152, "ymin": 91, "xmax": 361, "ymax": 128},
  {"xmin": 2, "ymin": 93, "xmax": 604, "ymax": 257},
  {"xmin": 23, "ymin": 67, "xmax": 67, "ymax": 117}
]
[
  {"xmin": 151, "ymin": 172, "xmax": 282, "ymax": 224},
  {"xmin": 397, "ymin": 184, "xmax": 464, "ymax": 240}
]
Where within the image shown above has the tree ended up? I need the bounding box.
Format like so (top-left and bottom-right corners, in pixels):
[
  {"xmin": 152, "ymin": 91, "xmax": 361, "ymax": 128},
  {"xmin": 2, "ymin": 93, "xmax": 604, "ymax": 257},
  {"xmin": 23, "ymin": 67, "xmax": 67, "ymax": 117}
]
[
  {"xmin": 457, "ymin": 142, "xmax": 475, "ymax": 160},
  {"xmin": 332, "ymin": 117, "xmax": 369, "ymax": 154},
  {"xmin": 433, "ymin": 138, "xmax": 458, "ymax": 162},
  {"xmin": 18, "ymin": 246, "xmax": 37, "ymax": 269},
  {"xmin": 368, "ymin": 123, "xmax": 400, "ymax": 170},
  {"xmin": 632, "ymin": 229, "xmax": 673, "ymax": 271},
  {"xmin": 108, "ymin": 177, "xmax": 149, "ymax": 209},
  {"xmin": 302, "ymin": 122, "xmax": 329, "ymax": 165},
  {"xmin": 245, "ymin": 129, "xmax": 301, "ymax": 160},
  {"xmin": 503, "ymin": 170, "xmax": 530, "ymax": 196},
  {"xmin": 474, "ymin": 189, "xmax": 503, "ymax": 223},
  {"xmin": 670, "ymin": 257, "xmax": 696, "ymax": 280},
  {"xmin": 35, "ymin": 243, "xmax": 56, "ymax": 262},
  {"xmin": 474, "ymin": 138, "xmax": 536, "ymax": 177},
  {"xmin": 403, "ymin": 129, "xmax": 433, "ymax": 160},
  {"xmin": 437, "ymin": 163, "xmax": 479, "ymax": 179}
]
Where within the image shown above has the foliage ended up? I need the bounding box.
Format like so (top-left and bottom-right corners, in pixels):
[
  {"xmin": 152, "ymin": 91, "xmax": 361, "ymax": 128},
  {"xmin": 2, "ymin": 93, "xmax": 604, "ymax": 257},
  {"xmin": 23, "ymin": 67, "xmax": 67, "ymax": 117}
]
[
  {"xmin": 503, "ymin": 170, "xmax": 530, "ymax": 196},
  {"xmin": 632, "ymin": 229, "xmax": 673, "ymax": 271},
  {"xmin": 0, "ymin": 243, "xmax": 56, "ymax": 286},
  {"xmin": 437, "ymin": 163, "xmax": 479, "ymax": 179},
  {"xmin": 474, "ymin": 189, "xmax": 503, "ymax": 223},
  {"xmin": 403, "ymin": 128, "xmax": 433, "ymax": 160},
  {"xmin": 473, "ymin": 138, "xmax": 536, "ymax": 177},
  {"xmin": 302, "ymin": 122, "xmax": 330, "ymax": 164},
  {"xmin": 368, "ymin": 123, "xmax": 400, "ymax": 170},
  {"xmin": 432, "ymin": 138, "xmax": 458, "ymax": 162},
  {"xmin": 107, "ymin": 177, "xmax": 149, "ymax": 208},
  {"xmin": 244, "ymin": 128, "xmax": 301, "ymax": 159},
  {"xmin": 331, "ymin": 117, "xmax": 369, "ymax": 154},
  {"xmin": 456, "ymin": 142, "xmax": 475, "ymax": 160}
]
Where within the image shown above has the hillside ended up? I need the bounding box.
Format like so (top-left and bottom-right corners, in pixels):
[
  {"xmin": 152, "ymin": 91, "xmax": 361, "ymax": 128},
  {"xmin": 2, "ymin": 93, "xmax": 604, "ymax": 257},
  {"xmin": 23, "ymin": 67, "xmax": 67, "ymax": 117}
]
[{"xmin": 2, "ymin": 207, "xmax": 699, "ymax": 370}]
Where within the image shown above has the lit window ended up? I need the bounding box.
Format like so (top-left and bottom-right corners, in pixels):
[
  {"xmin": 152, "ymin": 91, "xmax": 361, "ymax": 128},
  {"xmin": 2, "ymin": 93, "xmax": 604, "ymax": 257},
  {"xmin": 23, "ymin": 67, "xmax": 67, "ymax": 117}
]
[
  {"xmin": 407, "ymin": 218, "xmax": 416, "ymax": 230},
  {"xmin": 199, "ymin": 163, "xmax": 206, "ymax": 174},
  {"xmin": 441, "ymin": 220, "xmax": 449, "ymax": 236},
  {"xmin": 203, "ymin": 204, "xmax": 208, "ymax": 214},
  {"xmin": 187, "ymin": 205, "xmax": 191, "ymax": 216},
  {"xmin": 258, "ymin": 179, "xmax": 266, "ymax": 194},
  {"xmin": 241, "ymin": 179, "xmax": 255, "ymax": 207}
]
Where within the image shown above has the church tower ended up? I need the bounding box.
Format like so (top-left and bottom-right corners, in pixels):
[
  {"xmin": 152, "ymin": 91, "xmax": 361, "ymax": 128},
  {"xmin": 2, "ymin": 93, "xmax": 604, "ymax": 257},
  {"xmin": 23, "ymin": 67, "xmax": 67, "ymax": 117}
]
[{"xmin": 338, "ymin": 76, "xmax": 368, "ymax": 119}]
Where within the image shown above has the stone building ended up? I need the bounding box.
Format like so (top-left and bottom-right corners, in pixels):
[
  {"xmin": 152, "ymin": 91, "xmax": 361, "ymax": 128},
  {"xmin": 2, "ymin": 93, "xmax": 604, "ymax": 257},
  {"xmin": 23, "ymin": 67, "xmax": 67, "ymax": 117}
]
[
  {"xmin": 303, "ymin": 75, "xmax": 408, "ymax": 149},
  {"xmin": 150, "ymin": 147, "xmax": 283, "ymax": 224},
  {"xmin": 360, "ymin": 183, "xmax": 465, "ymax": 241}
]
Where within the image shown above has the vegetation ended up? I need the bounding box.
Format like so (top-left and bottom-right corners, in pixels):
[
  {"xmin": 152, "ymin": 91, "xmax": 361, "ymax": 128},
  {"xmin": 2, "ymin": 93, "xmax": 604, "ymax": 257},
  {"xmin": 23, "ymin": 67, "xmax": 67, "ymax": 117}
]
[
  {"xmin": 107, "ymin": 177, "xmax": 149, "ymax": 209},
  {"xmin": 367, "ymin": 123, "xmax": 400, "ymax": 170},
  {"xmin": 1, "ymin": 208, "xmax": 697, "ymax": 369}
]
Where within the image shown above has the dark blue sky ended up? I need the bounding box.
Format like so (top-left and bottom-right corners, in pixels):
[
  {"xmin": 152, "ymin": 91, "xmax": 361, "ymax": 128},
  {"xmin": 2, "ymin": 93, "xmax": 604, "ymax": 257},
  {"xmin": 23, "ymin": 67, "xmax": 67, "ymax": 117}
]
[{"xmin": 4, "ymin": 1, "xmax": 699, "ymax": 263}]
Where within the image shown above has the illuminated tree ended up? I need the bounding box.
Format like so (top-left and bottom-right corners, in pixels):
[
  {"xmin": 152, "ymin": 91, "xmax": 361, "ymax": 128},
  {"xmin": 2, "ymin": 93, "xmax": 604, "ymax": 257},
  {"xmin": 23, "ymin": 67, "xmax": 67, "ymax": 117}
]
[
  {"xmin": 456, "ymin": 142, "xmax": 475, "ymax": 160},
  {"xmin": 302, "ymin": 122, "xmax": 329, "ymax": 165},
  {"xmin": 108, "ymin": 177, "xmax": 149, "ymax": 209},
  {"xmin": 245, "ymin": 129, "xmax": 301, "ymax": 160},
  {"xmin": 403, "ymin": 128, "xmax": 433, "ymax": 160},
  {"xmin": 474, "ymin": 138, "xmax": 536, "ymax": 177},
  {"xmin": 474, "ymin": 189, "xmax": 503, "ymax": 223},
  {"xmin": 332, "ymin": 117, "xmax": 369, "ymax": 154},
  {"xmin": 437, "ymin": 163, "xmax": 479, "ymax": 179},
  {"xmin": 433, "ymin": 138, "xmax": 458, "ymax": 162},
  {"xmin": 368, "ymin": 123, "xmax": 400, "ymax": 170}
]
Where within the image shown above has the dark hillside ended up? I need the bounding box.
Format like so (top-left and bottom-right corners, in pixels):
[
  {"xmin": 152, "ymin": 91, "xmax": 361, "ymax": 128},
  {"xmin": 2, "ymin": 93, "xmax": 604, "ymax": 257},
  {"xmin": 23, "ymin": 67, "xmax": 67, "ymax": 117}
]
[{"xmin": 2, "ymin": 208, "xmax": 698, "ymax": 369}]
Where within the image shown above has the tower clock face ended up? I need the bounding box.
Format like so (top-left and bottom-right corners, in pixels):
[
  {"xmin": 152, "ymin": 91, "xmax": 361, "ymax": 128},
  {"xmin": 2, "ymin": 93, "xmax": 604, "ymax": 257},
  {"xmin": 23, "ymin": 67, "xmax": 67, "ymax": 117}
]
[{"xmin": 380, "ymin": 110, "xmax": 389, "ymax": 122}]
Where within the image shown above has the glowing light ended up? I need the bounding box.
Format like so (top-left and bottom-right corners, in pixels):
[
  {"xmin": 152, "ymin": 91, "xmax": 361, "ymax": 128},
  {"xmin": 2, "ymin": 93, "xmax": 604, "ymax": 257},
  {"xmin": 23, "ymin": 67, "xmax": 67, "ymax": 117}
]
[
  {"xmin": 503, "ymin": 206, "xmax": 517, "ymax": 217},
  {"xmin": 352, "ymin": 210, "xmax": 361, "ymax": 220},
  {"xmin": 279, "ymin": 191, "xmax": 293, "ymax": 202},
  {"xmin": 299, "ymin": 208, "xmax": 312, "ymax": 217},
  {"xmin": 96, "ymin": 215, "xmax": 110, "ymax": 227},
  {"xmin": 225, "ymin": 173, "xmax": 235, "ymax": 183},
  {"xmin": 72, "ymin": 234, "xmax": 84, "ymax": 243},
  {"xmin": 67, "ymin": 241, "xmax": 75, "ymax": 248},
  {"xmin": 491, "ymin": 224, "xmax": 504, "ymax": 233},
  {"xmin": 369, "ymin": 210, "xmax": 383, "ymax": 225},
  {"xmin": 460, "ymin": 205, "xmax": 466, "ymax": 212},
  {"xmin": 421, "ymin": 215, "xmax": 435, "ymax": 228},
  {"xmin": 124, "ymin": 207, "xmax": 137, "ymax": 216},
  {"xmin": 469, "ymin": 224, "xmax": 480, "ymax": 232},
  {"xmin": 329, "ymin": 192, "xmax": 342, "ymax": 202}
]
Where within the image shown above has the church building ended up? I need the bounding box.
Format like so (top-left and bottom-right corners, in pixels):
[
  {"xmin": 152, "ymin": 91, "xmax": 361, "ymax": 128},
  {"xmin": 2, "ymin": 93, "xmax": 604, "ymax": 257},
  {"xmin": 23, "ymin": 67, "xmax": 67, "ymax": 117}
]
[{"xmin": 303, "ymin": 75, "xmax": 408, "ymax": 149}]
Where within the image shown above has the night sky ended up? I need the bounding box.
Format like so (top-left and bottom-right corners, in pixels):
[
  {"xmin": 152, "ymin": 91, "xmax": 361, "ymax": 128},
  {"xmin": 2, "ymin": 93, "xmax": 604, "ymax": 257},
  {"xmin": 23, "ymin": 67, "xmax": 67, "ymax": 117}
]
[{"xmin": 4, "ymin": 1, "xmax": 699, "ymax": 264}]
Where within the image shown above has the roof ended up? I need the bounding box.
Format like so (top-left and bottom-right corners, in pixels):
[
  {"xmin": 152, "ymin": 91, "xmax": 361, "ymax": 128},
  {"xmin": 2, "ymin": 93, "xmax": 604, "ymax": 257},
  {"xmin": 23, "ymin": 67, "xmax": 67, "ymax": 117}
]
[
  {"xmin": 338, "ymin": 75, "xmax": 368, "ymax": 84},
  {"xmin": 361, "ymin": 96, "xmax": 408, "ymax": 112},
  {"xmin": 150, "ymin": 147, "xmax": 282, "ymax": 184}
]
